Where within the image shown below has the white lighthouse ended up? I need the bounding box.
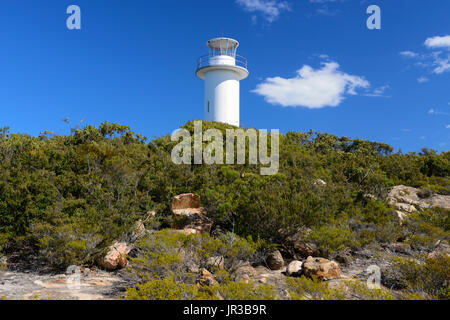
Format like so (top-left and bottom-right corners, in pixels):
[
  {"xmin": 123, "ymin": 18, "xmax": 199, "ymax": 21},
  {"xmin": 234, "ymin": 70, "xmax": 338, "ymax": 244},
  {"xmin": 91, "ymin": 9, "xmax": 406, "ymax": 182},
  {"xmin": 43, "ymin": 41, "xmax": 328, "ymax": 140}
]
[{"xmin": 196, "ymin": 38, "xmax": 249, "ymax": 127}]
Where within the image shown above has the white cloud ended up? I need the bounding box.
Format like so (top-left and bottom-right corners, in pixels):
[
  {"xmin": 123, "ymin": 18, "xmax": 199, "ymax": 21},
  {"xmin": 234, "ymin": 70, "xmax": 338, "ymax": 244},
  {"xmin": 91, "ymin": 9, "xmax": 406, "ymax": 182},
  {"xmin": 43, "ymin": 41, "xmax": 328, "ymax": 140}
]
[
  {"xmin": 364, "ymin": 85, "xmax": 390, "ymax": 98},
  {"xmin": 401, "ymin": 35, "xmax": 450, "ymax": 75},
  {"xmin": 252, "ymin": 61, "xmax": 370, "ymax": 109},
  {"xmin": 432, "ymin": 55, "xmax": 450, "ymax": 74},
  {"xmin": 425, "ymin": 35, "xmax": 450, "ymax": 49},
  {"xmin": 429, "ymin": 108, "xmax": 450, "ymax": 116},
  {"xmin": 399, "ymin": 51, "xmax": 419, "ymax": 58},
  {"xmin": 236, "ymin": 0, "xmax": 291, "ymax": 23},
  {"xmin": 446, "ymin": 124, "xmax": 450, "ymax": 129},
  {"xmin": 417, "ymin": 76, "xmax": 429, "ymax": 83}
]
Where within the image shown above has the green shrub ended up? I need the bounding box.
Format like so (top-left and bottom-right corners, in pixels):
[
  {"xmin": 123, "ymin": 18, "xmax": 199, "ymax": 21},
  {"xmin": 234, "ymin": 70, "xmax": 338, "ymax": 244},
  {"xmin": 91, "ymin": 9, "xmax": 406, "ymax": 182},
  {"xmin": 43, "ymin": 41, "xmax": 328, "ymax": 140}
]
[
  {"xmin": 207, "ymin": 281, "xmax": 278, "ymax": 300},
  {"xmin": 391, "ymin": 256, "xmax": 450, "ymax": 299},
  {"xmin": 286, "ymin": 276, "xmax": 346, "ymax": 300},
  {"xmin": 124, "ymin": 277, "xmax": 196, "ymax": 300},
  {"xmin": 345, "ymin": 280, "xmax": 395, "ymax": 300},
  {"xmin": 129, "ymin": 230, "xmax": 268, "ymax": 283}
]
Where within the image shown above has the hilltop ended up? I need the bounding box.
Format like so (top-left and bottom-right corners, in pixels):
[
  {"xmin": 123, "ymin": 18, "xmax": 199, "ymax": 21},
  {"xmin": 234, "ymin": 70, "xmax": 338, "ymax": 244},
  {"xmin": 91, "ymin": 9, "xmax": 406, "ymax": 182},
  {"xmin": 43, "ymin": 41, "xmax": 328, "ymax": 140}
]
[{"xmin": 0, "ymin": 121, "xmax": 449, "ymax": 300}]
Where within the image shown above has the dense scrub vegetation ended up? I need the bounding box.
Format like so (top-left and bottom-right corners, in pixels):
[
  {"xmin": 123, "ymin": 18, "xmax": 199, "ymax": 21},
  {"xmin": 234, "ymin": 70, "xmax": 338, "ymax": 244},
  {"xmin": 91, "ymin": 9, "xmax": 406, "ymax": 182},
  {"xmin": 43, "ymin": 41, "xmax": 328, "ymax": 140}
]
[{"xmin": 0, "ymin": 121, "xmax": 448, "ymax": 273}]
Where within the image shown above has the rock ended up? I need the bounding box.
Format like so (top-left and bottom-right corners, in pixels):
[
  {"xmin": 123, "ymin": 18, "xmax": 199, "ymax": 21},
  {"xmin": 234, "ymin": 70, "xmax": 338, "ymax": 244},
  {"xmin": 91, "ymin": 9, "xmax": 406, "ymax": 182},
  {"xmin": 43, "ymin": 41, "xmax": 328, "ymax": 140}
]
[
  {"xmin": 172, "ymin": 193, "xmax": 201, "ymax": 215},
  {"xmin": 235, "ymin": 265, "xmax": 258, "ymax": 282},
  {"xmin": 198, "ymin": 269, "xmax": 218, "ymax": 286},
  {"xmin": 303, "ymin": 256, "xmax": 341, "ymax": 281},
  {"xmin": 286, "ymin": 261, "xmax": 303, "ymax": 277},
  {"xmin": 129, "ymin": 220, "xmax": 146, "ymax": 243},
  {"xmin": 175, "ymin": 223, "xmax": 213, "ymax": 236},
  {"xmin": 283, "ymin": 229, "xmax": 321, "ymax": 258},
  {"xmin": 240, "ymin": 274, "xmax": 250, "ymax": 284},
  {"xmin": 206, "ymin": 255, "xmax": 225, "ymax": 270},
  {"xmin": 428, "ymin": 240, "xmax": 450, "ymax": 259},
  {"xmin": 331, "ymin": 251, "xmax": 353, "ymax": 265},
  {"xmin": 97, "ymin": 242, "xmax": 131, "ymax": 271},
  {"xmin": 388, "ymin": 185, "xmax": 450, "ymax": 214},
  {"xmin": 314, "ymin": 179, "xmax": 327, "ymax": 186},
  {"xmin": 395, "ymin": 211, "xmax": 408, "ymax": 226},
  {"xmin": 171, "ymin": 193, "xmax": 212, "ymax": 234},
  {"xmin": 389, "ymin": 243, "xmax": 412, "ymax": 255},
  {"xmin": 266, "ymin": 250, "xmax": 284, "ymax": 270},
  {"xmin": 258, "ymin": 278, "xmax": 267, "ymax": 284}
]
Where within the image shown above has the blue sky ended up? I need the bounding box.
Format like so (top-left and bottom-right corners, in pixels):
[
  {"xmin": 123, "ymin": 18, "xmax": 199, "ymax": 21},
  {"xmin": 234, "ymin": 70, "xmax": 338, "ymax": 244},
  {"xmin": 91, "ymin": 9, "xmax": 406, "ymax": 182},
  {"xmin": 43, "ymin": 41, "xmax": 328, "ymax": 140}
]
[{"xmin": 1, "ymin": 0, "xmax": 449, "ymax": 152}]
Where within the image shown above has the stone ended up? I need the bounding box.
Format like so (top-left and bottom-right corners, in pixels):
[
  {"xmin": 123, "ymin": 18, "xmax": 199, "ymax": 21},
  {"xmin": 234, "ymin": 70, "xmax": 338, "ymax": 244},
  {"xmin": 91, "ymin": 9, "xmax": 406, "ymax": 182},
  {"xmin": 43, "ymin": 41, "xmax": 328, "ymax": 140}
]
[
  {"xmin": 428, "ymin": 240, "xmax": 450, "ymax": 259},
  {"xmin": 314, "ymin": 179, "xmax": 327, "ymax": 186},
  {"xmin": 389, "ymin": 243, "xmax": 412, "ymax": 255},
  {"xmin": 97, "ymin": 242, "xmax": 131, "ymax": 271},
  {"xmin": 266, "ymin": 250, "xmax": 284, "ymax": 270},
  {"xmin": 206, "ymin": 255, "xmax": 225, "ymax": 269},
  {"xmin": 171, "ymin": 193, "xmax": 212, "ymax": 234},
  {"xmin": 198, "ymin": 269, "xmax": 218, "ymax": 286},
  {"xmin": 303, "ymin": 256, "xmax": 341, "ymax": 281},
  {"xmin": 172, "ymin": 193, "xmax": 201, "ymax": 213},
  {"xmin": 235, "ymin": 265, "xmax": 258, "ymax": 282},
  {"xmin": 283, "ymin": 229, "xmax": 321, "ymax": 258},
  {"xmin": 129, "ymin": 220, "xmax": 146, "ymax": 243},
  {"xmin": 286, "ymin": 260, "xmax": 303, "ymax": 277},
  {"xmin": 388, "ymin": 185, "xmax": 450, "ymax": 214}
]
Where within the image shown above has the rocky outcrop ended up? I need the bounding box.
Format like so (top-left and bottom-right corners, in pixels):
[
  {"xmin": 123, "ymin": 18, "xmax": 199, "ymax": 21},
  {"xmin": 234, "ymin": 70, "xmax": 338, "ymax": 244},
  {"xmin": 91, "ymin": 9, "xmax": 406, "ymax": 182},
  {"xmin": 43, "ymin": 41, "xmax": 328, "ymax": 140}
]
[
  {"xmin": 387, "ymin": 186, "xmax": 450, "ymax": 226},
  {"xmin": 97, "ymin": 242, "xmax": 131, "ymax": 271},
  {"xmin": 172, "ymin": 193, "xmax": 212, "ymax": 235},
  {"xmin": 172, "ymin": 193, "xmax": 202, "ymax": 215},
  {"xmin": 388, "ymin": 185, "xmax": 450, "ymax": 213},
  {"xmin": 234, "ymin": 265, "xmax": 258, "ymax": 283},
  {"xmin": 303, "ymin": 256, "xmax": 341, "ymax": 281},
  {"xmin": 198, "ymin": 269, "xmax": 218, "ymax": 286},
  {"xmin": 0, "ymin": 268, "xmax": 128, "ymax": 300},
  {"xmin": 266, "ymin": 250, "xmax": 284, "ymax": 270},
  {"xmin": 286, "ymin": 260, "xmax": 303, "ymax": 277}
]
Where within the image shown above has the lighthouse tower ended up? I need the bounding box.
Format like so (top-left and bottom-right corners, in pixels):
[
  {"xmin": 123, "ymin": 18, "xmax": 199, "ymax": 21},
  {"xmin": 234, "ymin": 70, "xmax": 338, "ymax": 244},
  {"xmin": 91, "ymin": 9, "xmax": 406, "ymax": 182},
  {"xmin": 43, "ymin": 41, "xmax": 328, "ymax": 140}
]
[{"xmin": 196, "ymin": 38, "xmax": 249, "ymax": 127}]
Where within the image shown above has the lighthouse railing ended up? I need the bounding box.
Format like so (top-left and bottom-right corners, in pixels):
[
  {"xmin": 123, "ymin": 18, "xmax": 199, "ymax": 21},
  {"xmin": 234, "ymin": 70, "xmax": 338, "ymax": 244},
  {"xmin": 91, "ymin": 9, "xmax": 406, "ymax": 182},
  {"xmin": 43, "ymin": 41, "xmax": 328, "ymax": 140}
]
[{"xmin": 197, "ymin": 54, "xmax": 248, "ymax": 70}]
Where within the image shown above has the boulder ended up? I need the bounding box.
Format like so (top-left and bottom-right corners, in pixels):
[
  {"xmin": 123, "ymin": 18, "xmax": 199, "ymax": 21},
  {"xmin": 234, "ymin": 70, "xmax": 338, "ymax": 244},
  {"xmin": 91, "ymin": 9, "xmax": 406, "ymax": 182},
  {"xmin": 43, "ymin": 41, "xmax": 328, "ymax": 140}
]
[
  {"xmin": 286, "ymin": 260, "xmax": 303, "ymax": 277},
  {"xmin": 428, "ymin": 240, "xmax": 450, "ymax": 259},
  {"xmin": 388, "ymin": 243, "xmax": 412, "ymax": 255},
  {"xmin": 198, "ymin": 269, "xmax": 218, "ymax": 286},
  {"xmin": 314, "ymin": 179, "xmax": 327, "ymax": 187},
  {"xmin": 171, "ymin": 193, "xmax": 212, "ymax": 234},
  {"xmin": 266, "ymin": 250, "xmax": 284, "ymax": 270},
  {"xmin": 235, "ymin": 265, "xmax": 258, "ymax": 282},
  {"xmin": 282, "ymin": 229, "xmax": 321, "ymax": 258},
  {"xmin": 303, "ymin": 256, "xmax": 341, "ymax": 281},
  {"xmin": 206, "ymin": 255, "xmax": 225, "ymax": 270},
  {"xmin": 331, "ymin": 250, "xmax": 353, "ymax": 265},
  {"xmin": 97, "ymin": 242, "xmax": 131, "ymax": 271},
  {"xmin": 172, "ymin": 193, "xmax": 201, "ymax": 215}
]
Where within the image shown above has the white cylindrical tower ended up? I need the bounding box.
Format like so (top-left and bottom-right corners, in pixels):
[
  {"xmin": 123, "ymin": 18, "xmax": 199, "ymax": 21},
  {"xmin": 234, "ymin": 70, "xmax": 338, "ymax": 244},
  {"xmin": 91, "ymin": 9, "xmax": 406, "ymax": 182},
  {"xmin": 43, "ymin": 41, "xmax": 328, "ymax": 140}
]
[{"xmin": 196, "ymin": 38, "xmax": 249, "ymax": 127}]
